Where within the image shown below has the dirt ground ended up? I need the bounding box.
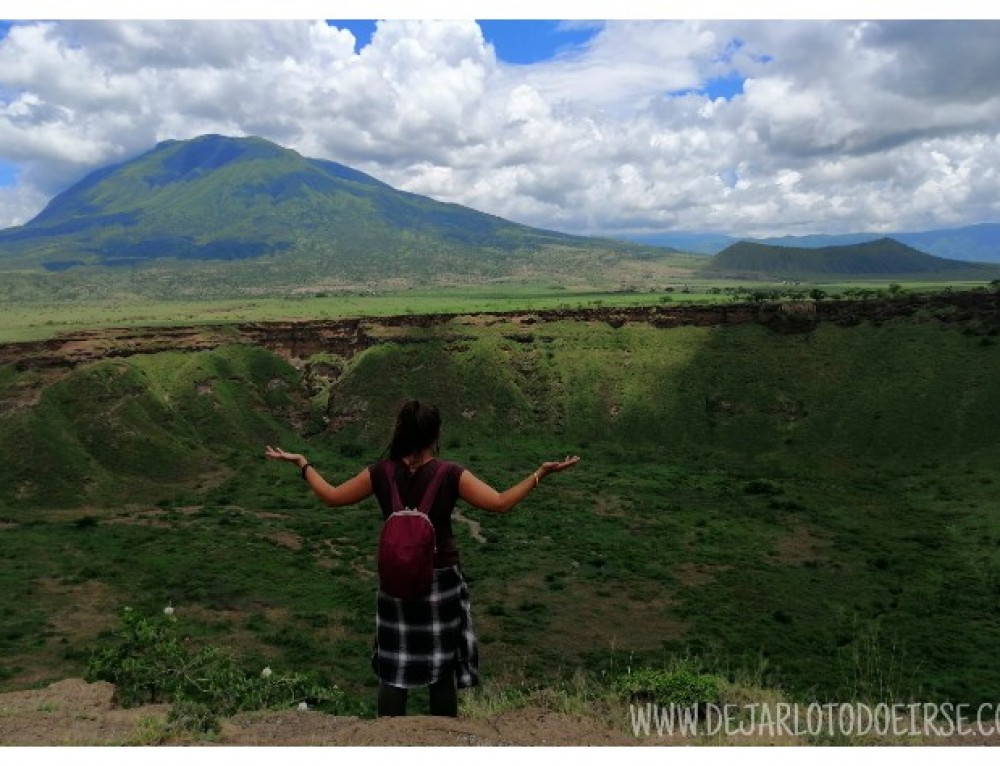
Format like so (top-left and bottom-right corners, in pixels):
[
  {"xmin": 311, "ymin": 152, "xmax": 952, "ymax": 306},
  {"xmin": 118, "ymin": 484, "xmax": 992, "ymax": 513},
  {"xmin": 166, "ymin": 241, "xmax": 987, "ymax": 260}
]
[
  {"xmin": 0, "ymin": 678, "xmax": 641, "ymax": 746},
  {"xmin": 3, "ymin": 678, "xmax": 998, "ymax": 747}
]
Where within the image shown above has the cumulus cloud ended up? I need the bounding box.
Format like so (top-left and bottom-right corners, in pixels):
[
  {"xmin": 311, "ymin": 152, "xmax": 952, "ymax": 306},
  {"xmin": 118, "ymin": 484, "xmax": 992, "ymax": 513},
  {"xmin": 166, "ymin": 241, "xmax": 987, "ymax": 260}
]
[
  {"xmin": 0, "ymin": 183, "xmax": 47, "ymax": 227},
  {"xmin": 1, "ymin": 19, "xmax": 1000, "ymax": 237}
]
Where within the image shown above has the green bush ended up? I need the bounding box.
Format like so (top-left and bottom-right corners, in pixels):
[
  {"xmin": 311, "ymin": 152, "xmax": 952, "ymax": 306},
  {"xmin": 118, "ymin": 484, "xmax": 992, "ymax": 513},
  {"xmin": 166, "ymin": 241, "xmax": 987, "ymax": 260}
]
[
  {"xmin": 744, "ymin": 479, "xmax": 780, "ymax": 496},
  {"xmin": 616, "ymin": 667, "xmax": 723, "ymax": 710},
  {"xmin": 86, "ymin": 607, "xmax": 187, "ymax": 706},
  {"xmin": 167, "ymin": 700, "xmax": 221, "ymax": 735},
  {"xmin": 86, "ymin": 608, "xmax": 345, "ymax": 732}
]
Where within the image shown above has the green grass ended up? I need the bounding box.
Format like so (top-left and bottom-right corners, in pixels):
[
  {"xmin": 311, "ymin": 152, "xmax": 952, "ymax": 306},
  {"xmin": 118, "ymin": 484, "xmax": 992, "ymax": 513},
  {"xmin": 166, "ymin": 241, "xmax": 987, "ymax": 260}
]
[
  {"xmin": 1, "ymin": 304, "xmax": 999, "ymax": 714},
  {"xmin": 3, "ymin": 277, "xmax": 993, "ymax": 344},
  {"xmin": 0, "ymin": 285, "xmax": 702, "ymax": 343}
]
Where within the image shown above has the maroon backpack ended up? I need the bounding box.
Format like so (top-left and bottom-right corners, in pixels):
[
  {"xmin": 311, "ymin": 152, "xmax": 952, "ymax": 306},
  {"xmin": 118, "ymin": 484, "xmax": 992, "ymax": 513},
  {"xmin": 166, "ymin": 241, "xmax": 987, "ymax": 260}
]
[{"xmin": 377, "ymin": 461, "xmax": 448, "ymax": 600}]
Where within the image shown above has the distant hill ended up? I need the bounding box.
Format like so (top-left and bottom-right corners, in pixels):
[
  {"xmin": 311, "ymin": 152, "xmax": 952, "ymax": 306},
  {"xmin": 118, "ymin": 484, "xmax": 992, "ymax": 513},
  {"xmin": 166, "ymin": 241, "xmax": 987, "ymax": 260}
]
[
  {"xmin": 623, "ymin": 232, "xmax": 733, "ymax": 255},
  {"xmin": 0, "ymin": 134, "xmax": 668, "ymax": 280},
  {"xmin": 893, "ymin": 223, "xmax": 1000, "ymax": 264},
  {"xmin": 625, "ymin": 223, "xmax": 1000, "ymax": 263},
  {"xmin": 752, "ymin": 225, "xmax": 1000, "ymax": 263},
  {"xmin": 752, "ymin": 233, "xmax": 889, "ymax": 250},
  {"xmin": 705, "ymin": 237, "xmax": 999, "ymax": 279}
]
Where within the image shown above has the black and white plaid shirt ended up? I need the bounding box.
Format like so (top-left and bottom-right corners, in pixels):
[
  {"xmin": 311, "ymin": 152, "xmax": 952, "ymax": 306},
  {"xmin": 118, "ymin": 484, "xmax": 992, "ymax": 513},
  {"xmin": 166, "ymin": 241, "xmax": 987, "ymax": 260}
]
[{"xmin": 372, "ymin": 565, "xmax": 479, "ymax": 689}]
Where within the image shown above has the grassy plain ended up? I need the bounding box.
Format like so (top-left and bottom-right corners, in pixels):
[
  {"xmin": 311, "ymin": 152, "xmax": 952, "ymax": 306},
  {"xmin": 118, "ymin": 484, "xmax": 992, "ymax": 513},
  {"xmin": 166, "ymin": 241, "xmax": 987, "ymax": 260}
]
[
  {"xmin": 0, "ymin": 277, "xmax": 992, "ymax": 344},
  {"xmin": 2, "ymin": 304, "xmax": 999, "ymax": 717},
  {"xmin": 0, "ymin": 285, "xmax": 695, "ymax": 343}
]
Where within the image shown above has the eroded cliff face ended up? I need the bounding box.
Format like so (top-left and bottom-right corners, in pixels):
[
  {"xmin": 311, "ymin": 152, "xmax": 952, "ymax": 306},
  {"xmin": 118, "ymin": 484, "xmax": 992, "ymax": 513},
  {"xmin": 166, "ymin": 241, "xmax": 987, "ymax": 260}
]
[{"xmin": 1, "ymin": 291, "xmax": 997, "ymax": 373}]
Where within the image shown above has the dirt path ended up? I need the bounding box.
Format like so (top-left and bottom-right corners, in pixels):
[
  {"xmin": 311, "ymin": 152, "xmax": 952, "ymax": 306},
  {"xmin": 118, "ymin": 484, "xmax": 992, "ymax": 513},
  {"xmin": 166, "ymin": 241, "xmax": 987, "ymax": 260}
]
[{"xmin": 453, "ymin": 509, "xmax": 486, "ymax": 544}]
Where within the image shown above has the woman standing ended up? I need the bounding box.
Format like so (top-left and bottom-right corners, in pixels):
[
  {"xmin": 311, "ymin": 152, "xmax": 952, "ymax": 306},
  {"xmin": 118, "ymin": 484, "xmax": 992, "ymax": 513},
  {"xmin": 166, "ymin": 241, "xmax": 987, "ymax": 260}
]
[{"xmin": 265, "ymin": 399, "xmax": 580, "ymax": 717}]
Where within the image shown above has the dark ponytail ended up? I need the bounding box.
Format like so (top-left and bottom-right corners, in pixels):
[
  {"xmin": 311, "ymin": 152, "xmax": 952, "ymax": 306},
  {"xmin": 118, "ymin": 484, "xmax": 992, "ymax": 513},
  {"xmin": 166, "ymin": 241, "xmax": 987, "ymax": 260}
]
[{"xmin": 387, "ymin": 400, "xmax": 441, "ymax": 461}]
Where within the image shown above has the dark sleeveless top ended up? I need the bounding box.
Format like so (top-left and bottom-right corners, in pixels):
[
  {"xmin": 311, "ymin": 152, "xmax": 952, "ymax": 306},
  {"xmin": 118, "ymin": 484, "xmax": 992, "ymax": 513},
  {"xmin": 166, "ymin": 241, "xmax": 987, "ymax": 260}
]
[{"xmin": 368, "ymin": 458, "xmax": 467, "ymax": 568}]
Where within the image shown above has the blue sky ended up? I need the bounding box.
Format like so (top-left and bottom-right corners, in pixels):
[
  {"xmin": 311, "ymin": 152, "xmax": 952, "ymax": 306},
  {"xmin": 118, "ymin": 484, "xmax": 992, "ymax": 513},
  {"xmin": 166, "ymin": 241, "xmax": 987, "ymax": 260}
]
[
  {"xmin": 328, "ymin": 19, "xmax": 599, "ymax": 64},
  {"xmin": 3, "ymin": 18, "xmax": 1000, "ymax": 238},
  {"xmin": 0, "ymin": 160, "xmax": 17, "ymax": 186},
  {"xmin": 475, "ymin": 20, "xmax": 598, "ymax": 63}
]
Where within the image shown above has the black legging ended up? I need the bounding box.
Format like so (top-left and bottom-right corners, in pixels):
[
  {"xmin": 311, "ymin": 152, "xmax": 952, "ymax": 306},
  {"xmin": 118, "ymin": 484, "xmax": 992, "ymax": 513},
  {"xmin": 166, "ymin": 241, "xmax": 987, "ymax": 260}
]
[{"xmin": 377, "ymin": 666, "xmax": 458, "ymax": 717}]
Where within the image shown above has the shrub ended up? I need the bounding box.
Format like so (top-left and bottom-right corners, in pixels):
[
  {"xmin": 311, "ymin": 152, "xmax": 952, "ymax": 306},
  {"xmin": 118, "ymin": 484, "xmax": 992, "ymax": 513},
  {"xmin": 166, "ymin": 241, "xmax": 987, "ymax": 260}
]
[
  {"xmin": 744, "ymin": 479, "xmax": 780, "ymax": 496},
  {"xmin": 338, "ymin": 442, "xmax": 365, "ymax": 459},
  {"xmin": 616, "ymin": 667, "xmax": 723, "ymax": 711},
  {"xmin": 86, "ymin": 607, "xmax": 187, "ymax": 706},
  {"xmin": 86, "ymin": 608, "xmax": 345, "ymax": 732},
  {"xmin": 167, "ymin": 700, "xmax": 221, "ymax": 735}
]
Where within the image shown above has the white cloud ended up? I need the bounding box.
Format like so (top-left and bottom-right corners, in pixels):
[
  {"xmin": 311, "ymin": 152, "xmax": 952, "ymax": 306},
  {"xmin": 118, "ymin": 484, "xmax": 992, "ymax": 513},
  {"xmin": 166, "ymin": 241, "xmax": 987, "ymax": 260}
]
[
  {"xmin": 1, "ymin": 19, "xmax": 1000, "ymax": 237},
  {"xmin": 0, "ymin": 183, "xmax": 48, "ymax": 227}
]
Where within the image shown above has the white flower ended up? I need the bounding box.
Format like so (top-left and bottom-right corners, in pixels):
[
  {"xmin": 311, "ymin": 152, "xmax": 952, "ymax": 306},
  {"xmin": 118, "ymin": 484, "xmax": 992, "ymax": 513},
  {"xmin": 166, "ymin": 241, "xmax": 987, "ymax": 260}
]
[
  {"xmin": 298, "ymin": 702, "xmax": 308, "ymax": 711},
  {"xmin": 163, "ymin": 605, "xmax": 175, "ymax": 617},
  {"xmin": 261, "ymin": 667, "xmax": 273, "ymax": 679}
]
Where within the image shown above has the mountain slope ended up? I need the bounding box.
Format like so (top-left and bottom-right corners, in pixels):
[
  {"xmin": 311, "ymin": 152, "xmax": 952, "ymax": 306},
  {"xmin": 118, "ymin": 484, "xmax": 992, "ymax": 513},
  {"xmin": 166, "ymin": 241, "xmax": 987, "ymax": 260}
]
[
  {"xmin": 705, "ymin": 237, "xmax": 997, "ymax": 278},
  {"xmin": 0, "ymin": 134, "xmax": 661, "ymax": 277}
]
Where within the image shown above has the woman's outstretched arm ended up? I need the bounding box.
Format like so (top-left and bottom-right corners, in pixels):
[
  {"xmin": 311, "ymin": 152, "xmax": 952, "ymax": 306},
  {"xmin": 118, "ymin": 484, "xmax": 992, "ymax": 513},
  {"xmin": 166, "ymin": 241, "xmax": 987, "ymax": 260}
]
[
  {"xmin": 265, "ymin": 446, "xmax": 373, "ymax": 507},
  {"xmin": 458, "ymin": 455, "xmax": 580, "ymax": 514}
]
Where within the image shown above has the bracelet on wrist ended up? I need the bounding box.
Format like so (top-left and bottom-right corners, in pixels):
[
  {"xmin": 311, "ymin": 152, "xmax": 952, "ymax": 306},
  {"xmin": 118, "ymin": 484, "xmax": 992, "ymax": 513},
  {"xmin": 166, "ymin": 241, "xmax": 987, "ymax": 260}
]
[
  {"xmin": 300, "ymin": 463, "xmax": 312, "ymax": 480},
  {"xmin": 533, "ymin": 470, "xmax": 540, "ymax": 488}
]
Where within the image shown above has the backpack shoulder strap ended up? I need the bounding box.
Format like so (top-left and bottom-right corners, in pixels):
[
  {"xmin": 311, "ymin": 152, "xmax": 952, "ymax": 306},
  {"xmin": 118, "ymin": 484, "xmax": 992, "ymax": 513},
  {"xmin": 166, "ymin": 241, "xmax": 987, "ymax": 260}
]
[
  {"xmin": 382, "ymin": 460, "xmax": 404, "ymax": 513},
  {"xmin": 417, "ymin": 462, "xmax": 449, "ymax": 515},
  {"xmin": 383, "ymin": 460, "xmax": 448, "ymax": 515}
]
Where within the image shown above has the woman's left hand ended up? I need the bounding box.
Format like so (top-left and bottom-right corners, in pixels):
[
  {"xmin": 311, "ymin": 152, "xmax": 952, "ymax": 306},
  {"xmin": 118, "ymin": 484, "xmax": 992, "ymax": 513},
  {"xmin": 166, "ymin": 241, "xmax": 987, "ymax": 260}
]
[{"xmin": 265, "ymin": 445, "xmax": 307, "ymax": 468}]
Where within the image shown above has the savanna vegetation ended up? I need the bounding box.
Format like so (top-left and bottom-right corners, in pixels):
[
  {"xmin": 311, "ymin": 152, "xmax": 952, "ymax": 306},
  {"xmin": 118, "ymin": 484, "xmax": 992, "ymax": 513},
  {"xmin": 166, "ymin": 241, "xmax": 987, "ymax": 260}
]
[{"xmin": 2, "ymin": 297, "xmax": 999, "ymax": 730}]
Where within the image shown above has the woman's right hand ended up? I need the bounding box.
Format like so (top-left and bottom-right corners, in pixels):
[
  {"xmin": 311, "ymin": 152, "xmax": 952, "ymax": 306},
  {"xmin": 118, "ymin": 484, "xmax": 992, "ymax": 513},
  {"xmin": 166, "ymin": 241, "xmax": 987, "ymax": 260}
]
[{"xmin": 538, "ymin": 455, "xmax": 581, "ymax": 480}]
